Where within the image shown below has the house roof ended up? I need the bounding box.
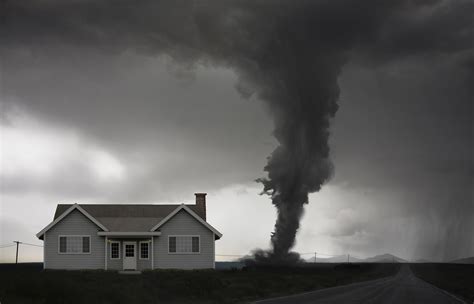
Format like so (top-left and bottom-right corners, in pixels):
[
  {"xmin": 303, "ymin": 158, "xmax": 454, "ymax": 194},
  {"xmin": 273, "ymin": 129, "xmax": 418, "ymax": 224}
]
[
  {"xmin": 38, "ymin": 203, "xmax": 221, "ymax": 239},
  {"xmin": 36, "ymin": 204, "xmax": 109, "ymax": 239},
  {"xmin": 94, "ymin": 217, "xmax": 162, "ymax": 232},
  {"xmin": 54, "ymin": 204, "xmax": 205, "ymax": 221},
  {"xmin": 150, "ymin": 205, "xmax": 222, "ymax": 238}
]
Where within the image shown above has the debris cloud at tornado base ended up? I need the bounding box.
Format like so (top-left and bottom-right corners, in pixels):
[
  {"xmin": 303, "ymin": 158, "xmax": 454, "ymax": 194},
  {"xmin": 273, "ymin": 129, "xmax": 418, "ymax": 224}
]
[{"xmin": 3, "ymin": 0, "xmax": 473, "ymax": 263}]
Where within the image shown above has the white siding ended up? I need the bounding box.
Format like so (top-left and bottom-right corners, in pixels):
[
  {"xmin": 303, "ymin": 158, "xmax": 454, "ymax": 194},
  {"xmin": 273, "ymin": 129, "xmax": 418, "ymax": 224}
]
[
  {"xmin": 44, "ymin": 210, "xmax": 105, "ymax": 269},
  {"xmin": 153, "ymin": 210, "xmax": 215, "ymax": 269},
  {"xmin": 43, "ymin": 208, "xmax": 217, "ymax": 270}
]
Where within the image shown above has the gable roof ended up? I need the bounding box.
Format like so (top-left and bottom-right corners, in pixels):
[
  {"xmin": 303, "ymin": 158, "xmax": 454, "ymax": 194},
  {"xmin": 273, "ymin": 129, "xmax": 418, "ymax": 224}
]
[
  {"xmin": 52, "ymin": 204, "xmax": 206, "ymax": 232},
  {"xmin": 54, "ymin": 204, "xmax": 206, "ymax": 220},
  {"xmin": 38, "ymin": 203, "xmax": 221, "ymax": 239},
  {"xmin": 150, "ymin": 204, "xmax": 222, "ymax": 239},
  {"xmin": 36, "ymin": 204, "xmax": 109, "ymax": 239}
]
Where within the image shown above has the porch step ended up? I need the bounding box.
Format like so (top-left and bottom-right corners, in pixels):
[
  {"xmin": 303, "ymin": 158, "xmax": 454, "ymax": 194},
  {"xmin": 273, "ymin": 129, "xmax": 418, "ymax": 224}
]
[{"xmin": 119, "ymin": 270, "xmax": 141, "ymax": 275}]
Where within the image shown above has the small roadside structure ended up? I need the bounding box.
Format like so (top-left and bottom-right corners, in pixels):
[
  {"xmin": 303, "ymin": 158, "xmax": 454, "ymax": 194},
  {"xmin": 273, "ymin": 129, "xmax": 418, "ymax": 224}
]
[{"xmin": 36, "ymin": 193, "xmax": 222, "ymax": 271}]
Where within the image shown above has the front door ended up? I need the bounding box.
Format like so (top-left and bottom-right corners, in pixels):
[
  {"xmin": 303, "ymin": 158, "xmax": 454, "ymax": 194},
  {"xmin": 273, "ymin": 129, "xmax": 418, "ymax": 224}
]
[{"xmin": 123, "ymin": 242, "xmax": 137, "ymax": 270}]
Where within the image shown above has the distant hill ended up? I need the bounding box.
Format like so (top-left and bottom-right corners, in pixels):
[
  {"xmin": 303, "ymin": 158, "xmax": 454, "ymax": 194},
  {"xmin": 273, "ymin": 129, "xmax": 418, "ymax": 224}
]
[
  {"xmin": 306, "ymin": 255, "xmax": 362, "ymax": 263},
  {"xmin": 449, "ymin": 257, "xmax": 474, "ymax": 264},
  {"xmin": 364, "ymin": 254, "xmax": 407, "ymax": 263},
  {"xmin": 413, "ymin": 258, "xmax": 431, "ymax": 263},
  {"xmin": 307, "ymin": 253, "xmax": 406, "ymax": 263}
]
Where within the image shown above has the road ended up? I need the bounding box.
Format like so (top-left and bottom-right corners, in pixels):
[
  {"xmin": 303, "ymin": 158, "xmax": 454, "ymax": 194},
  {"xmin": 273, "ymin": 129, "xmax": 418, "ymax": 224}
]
[{"xmin": 254, "ymin": 265, "xmax": 466, "ymax": 304}]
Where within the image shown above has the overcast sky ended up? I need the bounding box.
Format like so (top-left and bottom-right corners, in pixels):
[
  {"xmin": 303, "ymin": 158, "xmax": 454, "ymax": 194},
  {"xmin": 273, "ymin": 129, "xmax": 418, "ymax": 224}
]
[{"xmin": 1, "ymin": 0, "xmax": 473, "ymax": 263}]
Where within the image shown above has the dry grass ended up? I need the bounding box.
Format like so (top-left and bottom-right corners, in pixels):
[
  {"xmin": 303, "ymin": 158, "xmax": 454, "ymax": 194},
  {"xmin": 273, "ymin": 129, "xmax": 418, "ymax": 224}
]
[
  {"xmin": 411, "ymin": 263, "xmax": 474, "ymax": 302},
  {"xmin": 0, "ymin": 263, "xmax": 400, "ymax": 303}
]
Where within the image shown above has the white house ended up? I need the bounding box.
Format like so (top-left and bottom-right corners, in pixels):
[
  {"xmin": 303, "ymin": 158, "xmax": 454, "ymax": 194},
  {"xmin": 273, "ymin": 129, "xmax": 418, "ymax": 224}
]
[{"xmin": 36, "ymin": 193, "xmax": 222, "ymax": 271}]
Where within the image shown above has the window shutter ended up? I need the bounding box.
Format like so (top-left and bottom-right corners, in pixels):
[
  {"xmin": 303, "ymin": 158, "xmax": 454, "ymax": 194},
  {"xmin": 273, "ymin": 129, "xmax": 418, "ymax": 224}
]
[
  {"xmin": 192, "ymin": 237, "xmax": 199, "ymax": 253},
  {"xmin": 169, "ymin": 237, "xmax": 176, "ymax": 253},
  {"xmin": 59, "ymin": 237, "xmax": 67, "ymax": 253},
  {"xmin": 82, "ymin": 237, "xmax": 90, "ymax": 253}
]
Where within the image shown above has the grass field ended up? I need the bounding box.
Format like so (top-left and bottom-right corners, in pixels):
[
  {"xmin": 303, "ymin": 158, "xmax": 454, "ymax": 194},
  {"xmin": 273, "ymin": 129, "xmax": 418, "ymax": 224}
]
[
  {"xmin": 0, "ymin": 263, "xmax": 400, "ymax": 303},
  {"xmin": 410, "ymin": 263, "xmax": 474, "ymax": 302}
]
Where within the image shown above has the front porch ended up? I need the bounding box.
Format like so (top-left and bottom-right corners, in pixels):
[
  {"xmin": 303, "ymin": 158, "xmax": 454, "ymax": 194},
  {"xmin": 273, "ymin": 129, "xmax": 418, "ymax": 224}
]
[{"xmin": 101, "ymin": 232, "xmax": 160, "ymax": 271}]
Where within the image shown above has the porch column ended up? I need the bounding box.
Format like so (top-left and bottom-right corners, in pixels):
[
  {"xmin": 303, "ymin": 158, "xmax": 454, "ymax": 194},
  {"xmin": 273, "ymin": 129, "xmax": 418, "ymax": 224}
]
[
  {"xmin": 151, "ymin": 237, "xmax": 154, "ymax": 270},
  {"xmin": 43, "ymin": 231, "xmax": 46, "ymax": 270},
  {"xmin": 104, "ymin": 236, "xmax": 108, "ymax": 270}
]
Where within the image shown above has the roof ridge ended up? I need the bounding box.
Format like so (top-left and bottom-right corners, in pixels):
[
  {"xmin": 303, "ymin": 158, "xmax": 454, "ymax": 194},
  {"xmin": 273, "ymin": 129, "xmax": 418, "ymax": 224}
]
[
  {"xmin": 57, "ymin": 203, "xmax": 193, "ymax": 205},
  {"xmin": 53, "ymin": 203, "xmax": 205, "ymax": 223}
]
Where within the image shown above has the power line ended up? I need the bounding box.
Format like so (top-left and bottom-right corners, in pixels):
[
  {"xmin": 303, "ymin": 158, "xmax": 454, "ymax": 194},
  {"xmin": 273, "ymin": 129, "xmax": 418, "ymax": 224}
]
[
  {"xmin": 0, "ymin": 242, "xmax": 43, "ymax": 248},
  {"xmin": 0, "ymin": 243, "xmax": 16, "ymax": 247},
  {"xmin": 1, "ymin": 241, "xmax": 43, "ymax": 264},
  {"xmin": 217, "ymin": 252, "xmax": 343, "ymax": 257},
  {"xmin": 215, "ymin": 251, "xmax": 356, "ymax": 257},
  {"xmin": 215, "ymin": 251, "xmax": 355, "ymax": 259},
  {"xmin": 0, "ymin": 243, "xmax": 43, "ymax": 248},
  {"xmin": 0, "ymin": 244, "xmax": 16, "ymax": 248},
  {"xmin": 1, "ymin": 241, "xmax": 367, "ymax": 262},
  {"xmin": 20, "ymin": 242, "xmax": 43, "ymax": 247},
  {"xmin": 299, "ymin": 252, "xmax": 346, "ymax": 257}
]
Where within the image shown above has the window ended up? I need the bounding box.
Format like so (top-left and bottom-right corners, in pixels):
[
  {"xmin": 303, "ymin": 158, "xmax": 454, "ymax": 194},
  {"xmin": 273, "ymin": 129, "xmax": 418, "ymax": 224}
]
[
  {"xmin": 110, "ymin": 242, "xmax": 120, "ymax": 259},
  {"xmin": 58, "ymin": 236, "xmax": 91, "ymax": 254},
  {"xmin": 125, "ymin": 244, "xmax": 135, "ymax": 257},
  {"xmin": 168, "ymin": 236, "xmax": 200, "ymax": 254},
  {"xmin": 140, "ymin": 242, "xmax": 149, "ymax": 259}
]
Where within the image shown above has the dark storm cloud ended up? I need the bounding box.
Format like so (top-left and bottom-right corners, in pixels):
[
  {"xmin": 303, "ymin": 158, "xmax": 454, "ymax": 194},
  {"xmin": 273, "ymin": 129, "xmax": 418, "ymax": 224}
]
[
  {"xmin": 0, "ymin": 57, "xmax": 274, "ymax": 202},
  {"xmin": 1, "ymin": 0, "xmax": 473, "ymax": 259},
  {"xmin": 330, "ymin": 59, "xmax": 473, "ymax": 261},
  {"xmin": 4, "ymin": 0, "xmax": 473, "ymax": 55}
]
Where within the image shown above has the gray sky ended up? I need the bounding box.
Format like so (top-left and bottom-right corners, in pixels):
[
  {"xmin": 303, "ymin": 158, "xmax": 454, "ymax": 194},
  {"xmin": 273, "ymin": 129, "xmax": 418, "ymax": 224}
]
[{"xmin": 0, "ymin": 0, "xmax": 473, "ymax": 262}]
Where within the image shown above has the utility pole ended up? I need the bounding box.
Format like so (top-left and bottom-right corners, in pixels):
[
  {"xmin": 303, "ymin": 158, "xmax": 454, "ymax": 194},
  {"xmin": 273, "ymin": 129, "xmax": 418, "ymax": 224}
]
[
  {"xmin": 314, "ymin": 252, "xmax": 317, "ymax": 263},
  {"xmin": 347, "ymin": 254, "xmax": 350, "ymax": 263},
  {"xmin": 13, "ymin": 241, "xmax": 21, "ymax": 264}
]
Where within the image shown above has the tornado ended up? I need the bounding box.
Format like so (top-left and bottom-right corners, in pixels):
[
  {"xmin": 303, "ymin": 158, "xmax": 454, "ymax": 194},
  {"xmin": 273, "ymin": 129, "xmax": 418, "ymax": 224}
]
[{"xmin": 255, "ymin": 15, "xmax": 341, "ymax": 259}]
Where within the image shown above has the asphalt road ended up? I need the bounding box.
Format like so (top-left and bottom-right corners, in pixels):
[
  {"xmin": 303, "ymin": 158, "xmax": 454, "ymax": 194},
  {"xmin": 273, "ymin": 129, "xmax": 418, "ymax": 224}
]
[{"xmin": 254, "ymin": 265, "xmax": 466, "ymax": 304}]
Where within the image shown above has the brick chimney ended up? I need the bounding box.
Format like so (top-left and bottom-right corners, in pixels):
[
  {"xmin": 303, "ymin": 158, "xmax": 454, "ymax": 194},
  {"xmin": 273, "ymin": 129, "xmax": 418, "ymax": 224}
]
[{"xmin": 194, "ymin": 193, "xmax": 207, "ymax": 221}]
